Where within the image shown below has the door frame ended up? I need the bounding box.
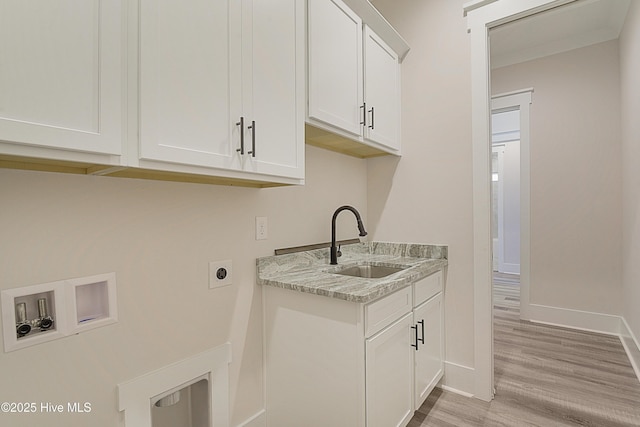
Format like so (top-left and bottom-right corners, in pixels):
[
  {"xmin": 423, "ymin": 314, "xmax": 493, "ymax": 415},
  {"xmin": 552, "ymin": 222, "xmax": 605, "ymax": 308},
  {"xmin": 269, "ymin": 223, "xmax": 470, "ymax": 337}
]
[
  {"xmin": 463, "ymin": 0, "xmax": 574, "ymax": 401},
  {"xmin": 491, "ymin": 143, "xmax": 505, "ymax": 273}
]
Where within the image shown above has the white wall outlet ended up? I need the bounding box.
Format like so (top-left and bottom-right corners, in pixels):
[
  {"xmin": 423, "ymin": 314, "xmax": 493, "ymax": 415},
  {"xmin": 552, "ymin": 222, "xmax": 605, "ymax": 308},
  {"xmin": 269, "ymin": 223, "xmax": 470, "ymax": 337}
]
[
  {"xmin": 209, "ymin": 260, "xmax": 232, "ymax": 289},
  {"xmin": 255, "ymin": 216, "xmax": 268, "ymax": 240}
]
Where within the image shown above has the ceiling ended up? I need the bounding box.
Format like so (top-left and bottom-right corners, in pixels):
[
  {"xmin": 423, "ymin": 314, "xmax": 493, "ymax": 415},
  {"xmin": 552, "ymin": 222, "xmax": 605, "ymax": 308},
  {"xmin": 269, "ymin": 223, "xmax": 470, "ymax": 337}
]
[{"xmin": 490, "ymin": 0, "xmax": 631, "ymax": 69}]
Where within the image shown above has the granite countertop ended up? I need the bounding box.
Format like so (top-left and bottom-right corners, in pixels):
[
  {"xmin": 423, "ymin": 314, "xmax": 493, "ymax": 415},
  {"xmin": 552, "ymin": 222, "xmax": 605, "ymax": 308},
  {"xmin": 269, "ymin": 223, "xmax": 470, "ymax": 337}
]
[{"xmin": 256, "ymin": 241, "xmax": 448, "ymax": 303}]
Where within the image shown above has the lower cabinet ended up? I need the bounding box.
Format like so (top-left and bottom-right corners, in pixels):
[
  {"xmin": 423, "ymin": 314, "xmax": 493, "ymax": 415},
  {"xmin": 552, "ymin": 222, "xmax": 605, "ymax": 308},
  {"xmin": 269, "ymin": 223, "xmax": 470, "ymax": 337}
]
[
  {"xmin": 413, "ymin": 292, "xmax": 444, "ymax": 409},
  {"xmin": 263, "ymin": 269, "xmax": 444, "ymax": 427},
  {"xmin": 366, "ymin": 313, "xmax": 414, "ymax": 427}
]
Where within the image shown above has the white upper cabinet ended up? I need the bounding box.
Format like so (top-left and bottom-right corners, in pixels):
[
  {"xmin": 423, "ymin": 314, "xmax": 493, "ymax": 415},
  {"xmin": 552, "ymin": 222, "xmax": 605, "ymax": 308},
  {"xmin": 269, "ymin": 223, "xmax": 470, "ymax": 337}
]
[
  {"xmin": 240, "ymin": 0, "xmax": 305, "ymax": 179},
  {"xmin": 306, "ymin": 0, "xmax": 408, "ymax": 157},
  {"xmin": 363, "ymin": 25, "xmax": 400, "ymax": 151},
  {"xmin": 0, "ymin": 0, "xmax": 124, "ymax": 157},
  {"xmin": 138, "ymin": 0, "xmax": 241, "ymax": 170},
  {"xmin": 0, "ymin": 0, "xmax": 303, "ymax": 186},
  {"xmin": 308, "ymin": 0, "xmax": 363, "ymax": 136},
  {"xmin": 138, "ymin": 0, "xmax": 304, "ymax": 183}
]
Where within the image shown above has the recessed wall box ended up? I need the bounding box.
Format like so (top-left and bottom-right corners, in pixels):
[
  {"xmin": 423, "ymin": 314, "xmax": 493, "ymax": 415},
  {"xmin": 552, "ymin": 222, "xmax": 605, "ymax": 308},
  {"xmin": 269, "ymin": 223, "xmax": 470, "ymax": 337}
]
[
  {"xmin": 2, "ymin": 280, "xmax": 66, "ymax": 352},
  {"xmin": 1, "ymin": 272, "xmax": 117, "ymax": 352},
  {"xmin": 67, "ymin": 272, "xmax": 118, "ymax": 334}
]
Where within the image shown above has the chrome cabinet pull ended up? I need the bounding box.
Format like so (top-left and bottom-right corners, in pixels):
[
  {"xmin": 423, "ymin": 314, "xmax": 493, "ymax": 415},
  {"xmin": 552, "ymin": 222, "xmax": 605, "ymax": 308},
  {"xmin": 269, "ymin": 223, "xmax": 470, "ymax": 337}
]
[
  {"xmin": 360, "ymin": 103, "xmax": 367, "ymax": 126},
  {"xmin": 248, "ymin": 120, "xmax": 256, "ymax": 157},
  {"xmin": 368, "ymin": 106, "xmax": 375, "ymax": 129},
  {"xmin": 411, "ymin": 324, "xmax": 419, "ymax": 351},
  {"xmin": 418, "ymin": 319, "xmax": 425, "ymax": 345},
  {"xmin": 236, "ymin": 117, "xmax": 245, "ymax": 154}
]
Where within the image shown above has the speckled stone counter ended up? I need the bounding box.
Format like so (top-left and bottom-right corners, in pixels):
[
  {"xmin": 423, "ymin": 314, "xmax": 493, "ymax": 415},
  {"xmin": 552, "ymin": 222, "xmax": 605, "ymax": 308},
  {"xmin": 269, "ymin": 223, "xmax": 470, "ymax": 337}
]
[{"xmin": 256, "ymin": 242, "xmax": 448, "ymax": 303}]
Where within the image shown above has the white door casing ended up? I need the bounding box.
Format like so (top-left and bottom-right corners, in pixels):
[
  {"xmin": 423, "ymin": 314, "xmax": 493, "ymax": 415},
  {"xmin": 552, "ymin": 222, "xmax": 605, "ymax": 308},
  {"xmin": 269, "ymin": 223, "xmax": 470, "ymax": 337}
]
[
  {"xmin": 465, "ymin": 0, "xmax": 559, "ymax": 400},
  {"xmin": 491, "ymin": 107, "xmax": 522, "ymax": 276}
]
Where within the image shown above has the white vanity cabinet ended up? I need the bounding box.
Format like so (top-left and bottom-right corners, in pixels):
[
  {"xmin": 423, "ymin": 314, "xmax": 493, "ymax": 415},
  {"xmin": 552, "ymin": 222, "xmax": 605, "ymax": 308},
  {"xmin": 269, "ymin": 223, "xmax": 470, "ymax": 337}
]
[
  {"xmin": 306, "ymin": 0, "xmax": 407, "ymax": 156},
  {"xmin": 137, "ymin": 0, "xmax": 304, "ymax": 183},
  {"xmin": 0, "ymin": 0, "xmax": 125, "ymax": 163},
  {"xmin": 263, "ymin": 269, "xmax": 444, "ymax": 427},
  {"xmin": 365, "ymin": 270, "xmax": 444, "ymax": 426}
]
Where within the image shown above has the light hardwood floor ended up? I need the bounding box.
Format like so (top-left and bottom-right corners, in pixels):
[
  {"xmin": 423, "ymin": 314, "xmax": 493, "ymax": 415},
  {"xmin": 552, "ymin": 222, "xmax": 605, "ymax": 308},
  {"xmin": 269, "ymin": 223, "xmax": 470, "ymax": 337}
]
[{"xmin": 408, "ymin": 273, "xmax": 640, "ymax": 426}]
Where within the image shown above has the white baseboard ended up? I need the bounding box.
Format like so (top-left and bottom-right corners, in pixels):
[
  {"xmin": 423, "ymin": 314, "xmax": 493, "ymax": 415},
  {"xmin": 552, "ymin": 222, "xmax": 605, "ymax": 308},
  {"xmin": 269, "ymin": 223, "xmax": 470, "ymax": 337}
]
[
  {"xmin": 526, "ymin": 304, "xmax": 640, "ymax": 384},
  {"xmin": 439, "ymin": 384, "xmax": 474, "ymax": 398},
  {"xmin": 527, "ymin": 303, "xmax": 622, "ymax": 335},
  {"xmin": 236, "ymin": 409, "xmax": 266, "ymax": 427},
  {"xmin": 442, "ymin": 360, "xmax": 475, "ymax": 397},
  {"xmin": 620, "ymin": 317, "xmax": 640, "ymax": 384}
]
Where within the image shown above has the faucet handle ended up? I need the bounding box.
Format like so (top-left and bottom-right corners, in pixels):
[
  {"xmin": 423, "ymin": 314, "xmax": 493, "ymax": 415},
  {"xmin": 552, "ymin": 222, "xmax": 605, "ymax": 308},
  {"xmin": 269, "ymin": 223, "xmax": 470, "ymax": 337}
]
[{"xmin": 337, "ymin": 245, "xmax": 342, "ymax": 258}]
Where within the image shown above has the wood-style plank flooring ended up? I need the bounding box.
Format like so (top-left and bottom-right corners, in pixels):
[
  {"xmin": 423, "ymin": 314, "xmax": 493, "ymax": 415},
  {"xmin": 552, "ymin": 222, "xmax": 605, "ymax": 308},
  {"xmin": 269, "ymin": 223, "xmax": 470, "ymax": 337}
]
[{"xmin": 408, "ymin": 272, "xmax": 640, "ymax": 426}]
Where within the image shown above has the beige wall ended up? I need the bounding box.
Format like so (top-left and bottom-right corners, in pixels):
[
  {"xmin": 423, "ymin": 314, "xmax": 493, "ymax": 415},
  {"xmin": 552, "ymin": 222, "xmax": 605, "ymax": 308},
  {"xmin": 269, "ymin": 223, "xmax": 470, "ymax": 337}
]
[
  {"xmin": 0, "ymin": 145, "xmax": 368, "ymax": 426},
  {"xmin": 368, "ymin": 0, "xmax": 475, "ymax": 369},
  {"xmin": 620, "ymin": 1, "xmax": 640, "ymax": 342},
  {"xmin": 3, "ymin": 3, "xmax": 635, "ymax": 424},
  {"xmin": 492, "ymin": 40, "xmax": 623, "ymax": 314}
]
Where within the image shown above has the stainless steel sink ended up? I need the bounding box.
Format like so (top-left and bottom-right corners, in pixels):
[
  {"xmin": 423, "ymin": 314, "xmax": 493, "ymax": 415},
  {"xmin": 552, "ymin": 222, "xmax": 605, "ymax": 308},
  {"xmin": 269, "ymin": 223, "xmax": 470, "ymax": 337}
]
[{"xmin": 332, "ymin": 264, "xmax": 406, "ymax": 279}]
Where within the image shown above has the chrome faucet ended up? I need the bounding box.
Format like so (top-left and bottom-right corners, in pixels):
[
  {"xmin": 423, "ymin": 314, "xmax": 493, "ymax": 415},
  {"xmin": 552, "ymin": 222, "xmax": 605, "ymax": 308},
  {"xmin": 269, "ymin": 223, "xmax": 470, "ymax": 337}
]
[{"xmin": 330, "ymin": 205, "xmax": 367, "ymax": 265}]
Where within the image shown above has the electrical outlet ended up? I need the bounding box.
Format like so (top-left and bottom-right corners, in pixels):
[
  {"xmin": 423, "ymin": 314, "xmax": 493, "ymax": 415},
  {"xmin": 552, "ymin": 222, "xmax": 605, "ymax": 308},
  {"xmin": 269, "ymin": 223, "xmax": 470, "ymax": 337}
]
[
  {"xmin": 209, "ymin": 260, "xmax": 232, "ymax": 289},
  {"xmin": 256, "ymin": 216, "xmax": 268, "ymax": 240}
]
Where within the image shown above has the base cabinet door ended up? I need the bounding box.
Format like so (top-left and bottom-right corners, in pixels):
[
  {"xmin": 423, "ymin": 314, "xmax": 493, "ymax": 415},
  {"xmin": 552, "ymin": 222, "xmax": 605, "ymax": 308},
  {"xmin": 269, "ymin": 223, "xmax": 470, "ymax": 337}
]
[
  {"xmin": 413, "ymin": 293, "xmax": 444, "ymax": 410},
  {"xmin": 366, "ymin": 312, "xmax": 414, "ymax": 427}
]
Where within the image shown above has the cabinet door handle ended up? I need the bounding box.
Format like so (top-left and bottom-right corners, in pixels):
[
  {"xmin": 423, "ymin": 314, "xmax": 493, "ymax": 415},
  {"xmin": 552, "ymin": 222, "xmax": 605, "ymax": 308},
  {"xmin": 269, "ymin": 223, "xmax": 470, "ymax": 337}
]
[
  {"xmin": 236, "ymin": 117, "xmax": 245, "ymax": 154},
  {"xmin": 418, "ymin": 319, "xmax": 425, "ymax": 344},
  {"xmin": 368, "ymin": 106, "xmax": 375, "ymax": 129},
  {"xmin": 247, "ymin": 120, "xmax": 256, "ymax": 157},
  {"xmin": 411, "ymin": 324, "xmax": 419, "ymax": 351},
  {"xmin": 360, "ymin": 103, "xmax": 367, "ymax": 127}
]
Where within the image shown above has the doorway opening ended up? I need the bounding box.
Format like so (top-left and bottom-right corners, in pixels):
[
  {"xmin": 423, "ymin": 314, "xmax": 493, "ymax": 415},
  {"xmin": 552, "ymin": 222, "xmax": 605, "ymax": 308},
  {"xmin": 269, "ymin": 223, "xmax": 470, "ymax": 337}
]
[
  {"xmin": 491, "ymin": 108, "xmax": 522, "ymax": 327},
  {"xmin": 466, "ymin": 0, "xmax": 630, "ymax": 401},
  {"xmin": 491, "ymin": 108, "xmax": 521, "ymax": 277},
  {"xmin": 490, "ymin": 90, "xmax": 532, "ymax": 324}
]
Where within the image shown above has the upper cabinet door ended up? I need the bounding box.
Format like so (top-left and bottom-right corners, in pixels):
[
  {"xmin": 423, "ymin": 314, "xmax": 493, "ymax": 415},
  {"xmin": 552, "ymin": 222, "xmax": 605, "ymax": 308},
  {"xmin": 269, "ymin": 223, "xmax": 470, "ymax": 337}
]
[
  {"xmin": 308, "ymin": 0, "xmax": 363, "ymax": 137},
  {"xmin": 138, "ymin": 0, "xmax": 241, "ymax": 170},
  {"xmin": 241, "ymin": 0, "xmax": 304, "ymax": 179},
  {"xmin": 363, "ymin": 25, "xmax": 400, "ymax": 151},
  {"xmin": 0, "ymin": 0, "xmax": 123, "ymax": 155}
]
